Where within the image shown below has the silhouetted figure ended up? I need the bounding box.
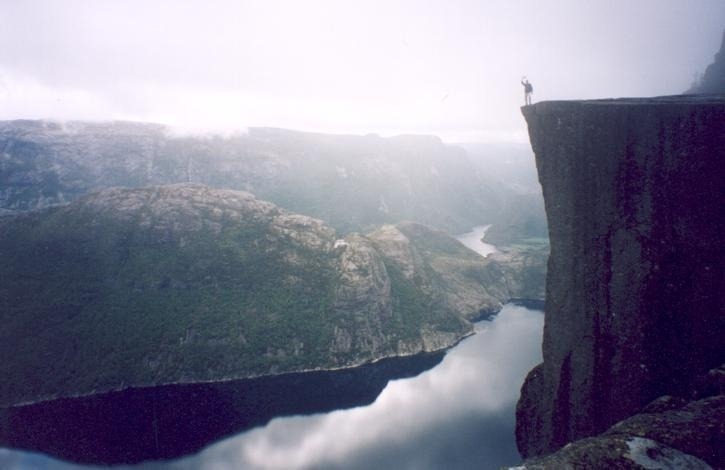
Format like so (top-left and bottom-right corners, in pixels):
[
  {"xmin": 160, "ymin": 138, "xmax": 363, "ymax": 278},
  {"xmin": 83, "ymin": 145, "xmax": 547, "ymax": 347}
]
[{"xmin": 521, "ymin": 77, "xmax": 533, "ymax": 106}]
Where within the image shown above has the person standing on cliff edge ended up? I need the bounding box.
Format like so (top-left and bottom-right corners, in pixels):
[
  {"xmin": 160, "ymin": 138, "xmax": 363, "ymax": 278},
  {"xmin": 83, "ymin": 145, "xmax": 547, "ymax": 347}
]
[{"xmin": 521, "ymin": 77, "xmax": 533, "ymax": 105}]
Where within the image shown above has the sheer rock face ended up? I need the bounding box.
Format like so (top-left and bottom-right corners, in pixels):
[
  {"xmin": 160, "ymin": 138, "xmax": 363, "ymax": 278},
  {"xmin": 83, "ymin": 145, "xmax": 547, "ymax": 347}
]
[
  {"xmin": 0, "ymin": 184, "xmax": 512, "ymax": 407},
  {"xmin": 328, "ymin": 233, "xmax": 395, "ymax": 359},
  {"xmin": 515, "ymin": 97, "xmax": 725, "ymax": 458}
]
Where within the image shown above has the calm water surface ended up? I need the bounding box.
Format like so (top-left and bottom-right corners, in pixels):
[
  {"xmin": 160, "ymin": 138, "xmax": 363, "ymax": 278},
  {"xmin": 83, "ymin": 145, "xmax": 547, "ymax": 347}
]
[
  {"xmin": 0, "ymin": 304, "xmax": 542, "ymax": 470},
  {"xmin": 1, "ymin": 227, "xmax": 541, "ymax": 469},
  {"xmin": 455, "ymin": 225, "xmax": 497, "ymax": 257}
]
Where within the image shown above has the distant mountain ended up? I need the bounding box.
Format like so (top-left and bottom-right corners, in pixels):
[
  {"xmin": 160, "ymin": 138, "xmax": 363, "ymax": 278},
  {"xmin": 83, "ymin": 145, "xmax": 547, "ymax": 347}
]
[
  {"xmin": 686, "ymin": 30, "xmax": 725, "ymax": 94},
  {"xmin": 0, "ymin": 120, "xmax": 522, "ymax": 237},
  {"xmin": 456, "ymin": 142, "xmax": 548, "ymax": 245},
  {"xmin": 0, "ymin": 184, "xmax": 518, "ymax": 407}
]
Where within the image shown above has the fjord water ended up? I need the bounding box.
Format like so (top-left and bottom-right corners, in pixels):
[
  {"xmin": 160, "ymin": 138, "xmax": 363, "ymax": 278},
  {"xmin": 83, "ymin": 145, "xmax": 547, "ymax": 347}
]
[
  {"xmin": 176, "ymin": 304, "xmax": 543, "ymax": 470},
  {"xmin": 0, "ymin": 226, "xmax": 543, "ymax": 469},
  {"xmin": 454, "ymin": 225, "xmax": 498, "ymax": 257},
  {"xmin": 0, "ymin": 304, "xmax": 543, "ymax": 470}
]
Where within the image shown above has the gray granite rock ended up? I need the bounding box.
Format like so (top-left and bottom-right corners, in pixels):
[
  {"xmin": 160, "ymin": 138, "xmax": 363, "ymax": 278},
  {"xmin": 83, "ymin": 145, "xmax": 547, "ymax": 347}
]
[{"xmin": 516, "ymin": 97, "xmax": 725, "ymax": 458}]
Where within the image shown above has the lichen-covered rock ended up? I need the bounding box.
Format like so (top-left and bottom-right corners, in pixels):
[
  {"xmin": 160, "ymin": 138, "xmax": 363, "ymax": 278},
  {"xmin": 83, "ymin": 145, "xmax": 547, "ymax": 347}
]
[
  {"xmin": 513, "ymin": 394, "xmax": 725, "ymax": 469},
  {"xmin": 516, "ymin": 97, "xmax": 725, "ymax": 458},
  {"xmin": 514, "ymin": 436, "xmax": 713, "ymax": 470}
]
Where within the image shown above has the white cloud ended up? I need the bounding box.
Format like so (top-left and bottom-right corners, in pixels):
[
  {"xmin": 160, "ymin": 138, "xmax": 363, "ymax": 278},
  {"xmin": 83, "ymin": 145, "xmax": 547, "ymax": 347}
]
[{"xmin": 0, "ymin": 0, "xmax": 723, "ymax": 141}]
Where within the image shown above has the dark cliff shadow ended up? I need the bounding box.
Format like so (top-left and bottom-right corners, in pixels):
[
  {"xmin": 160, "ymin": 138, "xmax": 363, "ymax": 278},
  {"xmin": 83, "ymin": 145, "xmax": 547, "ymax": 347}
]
[{"xmin": 0, "ymin": 353, "xmax": 443, "ymax": 465}]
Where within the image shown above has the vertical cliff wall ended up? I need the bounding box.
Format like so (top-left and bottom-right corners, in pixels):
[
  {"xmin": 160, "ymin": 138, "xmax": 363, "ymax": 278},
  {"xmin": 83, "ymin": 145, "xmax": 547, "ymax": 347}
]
[{"xmin": 516, "ymin": 96, "xmax": 725, "ymax": 458}]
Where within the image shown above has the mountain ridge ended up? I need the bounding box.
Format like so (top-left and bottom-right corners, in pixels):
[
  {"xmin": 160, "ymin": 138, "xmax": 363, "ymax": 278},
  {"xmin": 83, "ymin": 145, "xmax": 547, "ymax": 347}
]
[
  {"xmin": 0, "ymin": 183, "xmax": 521, "ymax": 408},
  {"xmin": 0, "ymin": 119, "xmax": 546, "ymax": 242}
]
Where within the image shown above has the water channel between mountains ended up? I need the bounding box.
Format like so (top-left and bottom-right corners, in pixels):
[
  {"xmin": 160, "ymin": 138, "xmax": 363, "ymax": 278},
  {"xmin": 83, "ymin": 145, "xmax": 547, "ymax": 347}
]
[{"xmin": 0, "ymin": 226, "xmax": 544, "ymax": 470}]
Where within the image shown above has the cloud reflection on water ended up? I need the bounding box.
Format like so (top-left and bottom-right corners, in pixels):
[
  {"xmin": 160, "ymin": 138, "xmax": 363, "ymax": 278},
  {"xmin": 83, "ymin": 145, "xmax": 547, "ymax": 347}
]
[
  {"xmin": 172, "ymin": 304, "xmax": 543, "ymax": 470},
  {"xmin": 0, "ymin": 304, "xmax": 542, "ymax": 470}
]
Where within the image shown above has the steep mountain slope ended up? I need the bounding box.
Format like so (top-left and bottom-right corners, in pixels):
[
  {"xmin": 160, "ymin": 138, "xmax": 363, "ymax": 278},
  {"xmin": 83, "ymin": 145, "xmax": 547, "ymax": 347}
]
[
  {"xmin": 0, "ymin": 121, "xmax": 508, "ymax": 235},
  {"xmin": 0, "ymin": 184, "xmax": 513, "ymax": 407},
  {"xmin": 369, "ymin": 222, "xmax": 510, "ymax": 318}
]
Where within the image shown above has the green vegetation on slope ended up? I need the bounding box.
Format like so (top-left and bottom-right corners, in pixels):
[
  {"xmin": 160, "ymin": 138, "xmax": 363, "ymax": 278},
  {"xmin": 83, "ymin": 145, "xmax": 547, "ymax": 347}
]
[
  {"xmin": 1, "ymin": 185, "xmax": 500, "ymax": 407},
  {"xmin": 0, "ymin": 197, "xmax": 337, "ymax": 406}
]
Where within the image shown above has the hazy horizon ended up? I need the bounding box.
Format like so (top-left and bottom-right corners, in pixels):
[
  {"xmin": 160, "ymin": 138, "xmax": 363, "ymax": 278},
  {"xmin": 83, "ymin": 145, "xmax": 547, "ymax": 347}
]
[{"xmin": 1, "ymin": 0, "xmax": 723, "ymax": 142}]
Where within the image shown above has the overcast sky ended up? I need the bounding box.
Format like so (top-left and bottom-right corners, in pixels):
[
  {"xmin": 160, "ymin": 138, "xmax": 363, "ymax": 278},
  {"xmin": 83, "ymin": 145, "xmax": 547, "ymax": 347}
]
[{"xmin": 1, "ymin": 0, "xmax": 723, "ymax": 141}]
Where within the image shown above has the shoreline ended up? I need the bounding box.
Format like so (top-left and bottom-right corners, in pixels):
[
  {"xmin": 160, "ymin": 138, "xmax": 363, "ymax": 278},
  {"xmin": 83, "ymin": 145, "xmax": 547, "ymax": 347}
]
[{"xmin": 1, "ymin": 298, "xmax": 546, "ymax": 410}]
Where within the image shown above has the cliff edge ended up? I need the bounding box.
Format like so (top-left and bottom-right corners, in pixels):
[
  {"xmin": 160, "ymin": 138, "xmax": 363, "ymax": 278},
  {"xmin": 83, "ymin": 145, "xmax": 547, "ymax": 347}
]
[{"xmin": 515, "ymin": 96, "xmax": 725, "ymax": 461}]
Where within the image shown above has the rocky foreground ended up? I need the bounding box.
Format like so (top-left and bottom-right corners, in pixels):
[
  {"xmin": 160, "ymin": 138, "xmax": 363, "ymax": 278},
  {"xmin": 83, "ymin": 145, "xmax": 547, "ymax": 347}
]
[
  {"xmin": 0, "ymin": 184, "xmax": 522, "ymax": 408},
  {"xmin": 515, "ymin": 365, "xmax": 724, "ymax": 468}
]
